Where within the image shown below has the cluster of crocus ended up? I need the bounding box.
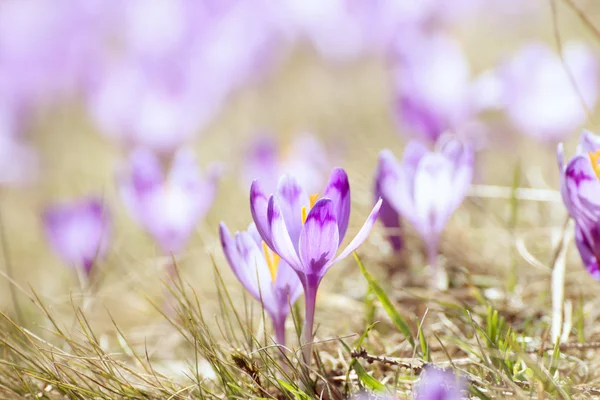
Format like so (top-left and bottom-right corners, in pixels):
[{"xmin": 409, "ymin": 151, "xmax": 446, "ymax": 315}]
[
  {"xmin": 86, "ymin": 0, "xmax": 280, "ymax": 154},
  {"xmin": 42, "ymin": 196, "xmax": 111, "ymax": 277},
  {"xmin": 220, "ymin": 167, "xmax": 382, "ymax": 357},
  {"xmin": 118, "ymin": 147, "xmax": 219, "ymax": 257},
  {"xmin": 250, "ymin": 169, "xmax": 381, "ymax": 360},
  {"xmin": 390, "ymin": 32, "xmax": 477, "ymax": 143},
  {"xmin": 558, "ymin": 130, "xmax": 600, "ymax": 280},
  {"xmin": 375, "ymin": 136, "xmax": 473, "ymax": 289}
]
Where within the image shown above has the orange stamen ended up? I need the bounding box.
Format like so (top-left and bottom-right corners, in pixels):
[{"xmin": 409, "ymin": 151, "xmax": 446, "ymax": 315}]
[
  {"xmin": 590, "ymin": 151, "xmax": 600, "ymax": 180},
  {"xmin": 262, "ymin": 241, "xmax": 280, "ymax": 282}
]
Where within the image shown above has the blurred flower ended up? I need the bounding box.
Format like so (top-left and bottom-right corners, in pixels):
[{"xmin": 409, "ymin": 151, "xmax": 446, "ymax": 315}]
[
  {"xmin": 558, "ymin": 130, "xmax": 600, "ymax": 279},
  {"xmin": 391, "ymin": 32, "xmax": 475, "ymax": 142},
  {"xmin": 0, "ymin": 0, "xmax": 108, "ymax": 104},
  {"xmin": 118, "ymin": 148, "xmax": 218, "ymax": 255},
  {"xmin": 499, "ymin": 41, "xmax": 597, "ymax": 142},
  {"xmin": 374, "ymin": 152, "xmax": 403, "ymax": 253},
  {"xmin": 87, "ymin": 59, "xmax": 220, "ymax": 154},
  {"xmin": 376, "ymin": 137, "xmax": 473, "ymax": 288},
  {"xmin": 414, "ymin": 366, "xmax": 465, "ymax": 400},
  {"xmin": 219, "ymin": 222, "xmax": 303, "ymax": 345},
  {"xmin": 87, "ymin": 0, "xmax": 280, "ymax": 154},
  {"xmin": 43, "ymin": 196, "xmax": 111, "ymax": 275},
  {"xmin": 250, "ymin": 168, "xmax": 382, "ymax": 363},
  {"xmin": 276, "ymin": 0, "xmax": 436, "ymax": 63},
  {"xmin": 242, "ymin": 134, "xmax": 333, "ymax": 194}
]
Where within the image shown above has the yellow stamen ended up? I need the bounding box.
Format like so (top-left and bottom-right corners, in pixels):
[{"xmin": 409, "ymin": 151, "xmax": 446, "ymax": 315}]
[
  {"xmin": 301, "ymin": 193, "xmax": 320, "ymax": 225},
  {"xmin": 309, "ymin": 193, "xmax": 319, "ymax": 208},
  {"xmin": 590, "ymin": 151, "xmax": 600, "ymax": 180},
  {"xmin": 262, "ymin": 241, "xmax": 280, "ymax": 282}
]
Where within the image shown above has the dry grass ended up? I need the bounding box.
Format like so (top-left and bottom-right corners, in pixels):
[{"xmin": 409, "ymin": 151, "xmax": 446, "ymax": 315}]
[{"xmin": 1, "ymin": 1, "xmax": 600, "ymax": 398}]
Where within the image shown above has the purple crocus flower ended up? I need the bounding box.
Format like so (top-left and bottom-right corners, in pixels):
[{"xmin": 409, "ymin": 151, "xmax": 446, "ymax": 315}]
[
  {"xmin": 558, "ymin": 130, "xmax": 600, "ymax": 279},
  {"xmin": 242, "ymin": 134, "xmax": 332, "ymax": 195},
  {"xmin": 250, "ymin": 168, "xmax": 382, "ymax": 363},
  {"xmin": 500, "ymin": 41, "xmax": 597, "ymax": 142},
  {"xmin": 42, "ymin": 196, "xmax": 111, "ymax": 275},
  {"xmin": 219, "ymin": 222, "xmax": 303, "ymax": 345},
  {"xmin": 414, "ymin": 367, "xmax": 465, "ymax": 400},
  {"xmin": 391, "ymin": 32, "xmax": 474, "ymax": 143},
  {"xmin": 118, "ymin": 147, "xmax": 218, "ymax": 255},
  {"xmin": 376, "ymin": 137, "xmax": 473, "ymax": 289}
]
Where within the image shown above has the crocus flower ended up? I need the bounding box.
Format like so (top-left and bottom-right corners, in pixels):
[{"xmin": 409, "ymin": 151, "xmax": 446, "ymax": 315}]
[
  {"xmin": 500, "ymin": 41, "xmax": 597, "ymax": 142},
  {"xmin": 376, "ymin": 137, "xmax": 473, "ymax": 289},
  {"xmin": 250, "ymin": 168, "xmax": 382, "ymax": 363},
  {"xmin": 42, "ymin": 196, "xmax": 111, "ymax": 275},
  {"xmin": 219, "ymin": 222, "xmax": 303, "ymax": 345},
  {"xmin": 414, "ymin": 366, "xmax": 465, "ymax": 400},
  {"xmin": 118, "ymin": 147, "xmax": 218, "ymax": 255},
  {"xmin": 391, "ymin": 32, "xmax": 475, "ymax": 143},
  {"xmin": 373, "ymin": 153, "xmax": 403, "ymax": 253},
  {"xmin": 87, "ymin": 59, "xmax": 222, "ymax": 155},
  {"xmin": 558, "ymin": 130, "xmax": 600, "ymax": 279},
  {"xmin": 242, "ymin": 134, "xmax": 332, "ymax": 195}
]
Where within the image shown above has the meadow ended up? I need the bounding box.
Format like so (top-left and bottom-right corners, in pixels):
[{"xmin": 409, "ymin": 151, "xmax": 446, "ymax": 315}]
[{"xmin": 0, "ymin": 1, "xmax": 599, "ymax": 399}]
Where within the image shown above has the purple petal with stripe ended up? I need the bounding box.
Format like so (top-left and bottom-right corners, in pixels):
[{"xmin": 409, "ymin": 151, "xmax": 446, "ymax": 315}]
[
  {"xmin": 267, "ymin": 196, "xmax": 302, "ymax": 272},
  {"xmin": 274, "ymin": 174, "xmax": 309, "ymax": 249},
  {"xmin": 250, "ymin": 180, "xmax": 274, "ymax": 249},
  {"xmin": 575, "ymin": 223, "xmax": 600, "ymax": 280},
  {"xmin": 298, "ymin": 198, "xmax": 340, "ymax": 278},
  {"xmin": 323, "ymin": 168, "xmax": 351, "ymax": 242},
  {"xmin": 374, "ymin": 150, "xmax": 403, "ymax": 251}
]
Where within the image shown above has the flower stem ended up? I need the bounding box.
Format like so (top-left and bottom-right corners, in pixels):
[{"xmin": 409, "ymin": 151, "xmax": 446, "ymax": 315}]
[
  {"xmin": 301, "ymin": 283, "xmax": 318, "ymax": 367},
  {"xmin": 428, "ymin": 241, "xmax": 448, "ymax": 290},
  {"xmin": 273, "ymin": 317, "xmax": 286, "ymax": 347}
]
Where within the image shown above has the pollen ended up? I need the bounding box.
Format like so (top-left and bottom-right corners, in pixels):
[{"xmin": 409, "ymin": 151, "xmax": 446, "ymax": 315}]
[
  {"xmin": 262, "ymin": 241, "xmax": 280, "ymax": 282},
  {"xmin": 590, "ymin": 150, "xmax": 600, "ymax": 180}
]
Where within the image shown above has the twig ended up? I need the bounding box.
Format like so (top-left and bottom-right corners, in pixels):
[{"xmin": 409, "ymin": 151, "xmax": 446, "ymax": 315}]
[{"xmin": 560, "ymin": 0, "xmax": 600, "ymax": 41}]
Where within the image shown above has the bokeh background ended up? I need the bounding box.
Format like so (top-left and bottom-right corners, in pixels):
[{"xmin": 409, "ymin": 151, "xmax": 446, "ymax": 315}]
[{"xmin": 1, "ymin": 0, "xmax": 600, "ymax": 366}]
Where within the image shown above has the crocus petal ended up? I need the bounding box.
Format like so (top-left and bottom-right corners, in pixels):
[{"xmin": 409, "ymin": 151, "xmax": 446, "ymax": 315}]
[
  {"xmin": 267, "ymin": 196, "xmax": 303, "ymax": 272},
  {"xmin": 43, "ymin": 197, "xmax": 111, "ymax": 273},
  {"xmin": 574, "ymin": 223, "xmax": 600, "ymax": 280},
  {"xmin": 298, "ymin": 198, "xmax": 340, "ymax": 277},
  {"xmin": 402, "ymin": 140, "xmax": 430, "ymax": 170},
  {"xmin": 374, "ymin": 151, "xmax": 403, "ymax": 251},
  {"xmin": 219, "ymin": 222, "xmax": 277, "ymax": 314},
  {"xmin": 557, "ymin": 143, "xmax": 565, "ymax": 173},
  {"xmin": 563, "ymin": 155, "xmax": 600, "ymax": 221},
  {"xmin": 323, "ymin": 168, "xmax": 351, "ymax": 241},
  {"xmin": 274, "ymin": 260, "xmax": 304, "ymax": 313},
  {"xmin": 274, "ymin": 174, "xmax": 309, "ymax": 248},
  {"xmin": 415, "ymin": 366, "xmax": 465, "ymax": 400},
  {"xmin": 234, "ymin": 231, "xmax": 276, "ymax": 308},
  {"xmin": 578, "ymin": 130, "xmax": 600, "ymax": 154},
  {"xmin": 250, "ymin": 180, "xmax": 274, "ymax": 249},
  {"xmin": 412, "ymin": 154, "xmax": 455, "ymax": 236},
  {"xmin": 127, "ymin": 147, "xmax": 165, "ymax": 193},
  {"xmin": 334, "ymin": 198, "xmax": 382, "ymax": 263}
]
